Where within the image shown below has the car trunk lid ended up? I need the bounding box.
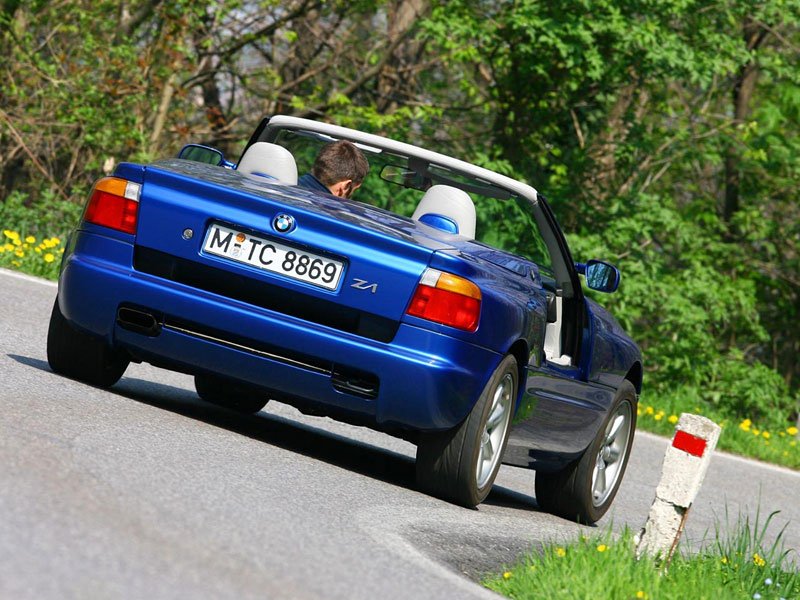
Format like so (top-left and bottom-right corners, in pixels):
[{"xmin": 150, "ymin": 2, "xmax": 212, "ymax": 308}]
[{"xmin": 131, "ymin": 159, "xmax": 452, "ymax": 339}]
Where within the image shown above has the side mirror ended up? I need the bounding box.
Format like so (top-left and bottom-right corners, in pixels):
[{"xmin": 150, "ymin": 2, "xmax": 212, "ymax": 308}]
[
  {"xmin": 178, "ymin": 144, "xmax": 226, "ymax": 166},
  {"xmin": 577, "ymin": 259, "xmax": 621, "ymax": 293}
]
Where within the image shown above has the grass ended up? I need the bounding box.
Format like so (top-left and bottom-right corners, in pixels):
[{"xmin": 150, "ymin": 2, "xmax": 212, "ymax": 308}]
[
  {"xmin": 485, "ymin": 510, "xmax": 799, "ymax": 600},
  {"xmin": 0, "ymin": 190, "xmax": 78, "ymax": 280},
  {"xmin": 0, "ymin": 229, "xmax": 65, "ymax": 279}
]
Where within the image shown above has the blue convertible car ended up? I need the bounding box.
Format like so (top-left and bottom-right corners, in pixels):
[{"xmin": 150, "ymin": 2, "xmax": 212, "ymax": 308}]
[{"xmin": 48, "ymin": 116, "xmax": 642, "ymax": 524}]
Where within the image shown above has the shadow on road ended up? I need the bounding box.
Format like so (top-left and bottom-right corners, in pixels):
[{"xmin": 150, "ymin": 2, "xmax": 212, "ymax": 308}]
[{"xmin": 11, "ymin": 353, "xmax": 539, "ymax": 513}]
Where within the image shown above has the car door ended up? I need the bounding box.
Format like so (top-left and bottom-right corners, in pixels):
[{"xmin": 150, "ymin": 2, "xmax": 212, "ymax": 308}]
[{"xmin": 502, "ymin": 194, "xmax": 616, "ymax": 469}]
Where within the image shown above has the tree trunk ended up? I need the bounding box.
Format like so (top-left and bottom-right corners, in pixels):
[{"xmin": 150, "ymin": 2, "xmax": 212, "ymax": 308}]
[
  {"xmin": 722, "ymin": 18, "xmax": 768, "ymax": 228},
  {"xmin": 375, "ymin": 0, "xmax": 430, "ymax": 113}
]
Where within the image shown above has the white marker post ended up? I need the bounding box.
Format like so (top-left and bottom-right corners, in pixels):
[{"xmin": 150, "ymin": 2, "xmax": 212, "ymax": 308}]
[{"xmin": 636, "ymin": 413, "xmax": 721, "ymax": 562}]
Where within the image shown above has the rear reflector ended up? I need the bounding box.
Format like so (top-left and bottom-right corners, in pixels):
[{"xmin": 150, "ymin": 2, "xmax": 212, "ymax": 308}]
[
  {"xmin": 84, "ymin": 177, "xmax": 141, "ymax": 235},
  {"xmin": 406, "ymin": 268, "xmax": 481, "ymax": 332}
]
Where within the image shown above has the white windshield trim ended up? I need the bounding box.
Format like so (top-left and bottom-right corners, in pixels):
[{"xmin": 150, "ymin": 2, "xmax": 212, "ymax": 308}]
[{"xmin": 266, "ymin": 115, "xmax": 539, "ymax": 206}]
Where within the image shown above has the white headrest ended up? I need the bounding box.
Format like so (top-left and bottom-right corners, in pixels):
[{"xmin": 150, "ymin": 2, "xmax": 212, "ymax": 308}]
[
  {"xmin": 237, "ymin": 142, "xmax": 298, "ymax": 185},
  {"xmin": 412, "ymin": 184, "xmax": 476, "ymax": 239}
]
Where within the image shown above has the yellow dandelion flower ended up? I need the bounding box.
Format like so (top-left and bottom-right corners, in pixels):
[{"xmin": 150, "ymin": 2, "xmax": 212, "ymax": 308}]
[
  {"xmin": 721, "ymin": 556, "xmax": 728, "ymax": 564},
  {"xmin": 636, "ymin": 592, "xmax": 647, "ymax": 599},
  {"xmin": 44, "ymin": 253, "xmax": 55, "ymax": 263},
  {"xmin": 11, "ymin": 260, "xmax": 20, "ymax": 267},
  {"xmin": 637, "ymin": 407, "xmax": 642, "ymax": 416},
  {"xmin": 14, "ymin": 249, "xmax": 24, "ymax": 257},
  {"xmin": 25, "ymin": 235, "xmax": 36, "ymax": 244},
  {"xmin": 13, "ymin": 238, "xmax": 21, "ymax": 246},
  {"xmin": 654, "ymin": 413, "xmax": 663, "ymax": 421},
  {"xmin": 0, "ymin": 246, "xmax": 4, "ymax": 253},
  {"xmin": 502, "ymin": 571, "xmax": 512, "ymax": 580},
  {"xmin": 35, "ymin": 247, "xmax": 41, "ymax": 253},
  {"xmin": 739, "ymin": 419, "xmax": 752, "ymax": 431},
  {"xmin": 779, "ymin": 432, "xmax": 786, "ymax": 437},
  {"xmin": 3, "ymin": 230, "xmax": 19, "ymax": 240},
  {"xmin": 555, "ymin": 547, "xmax": 566, "ymax": 558},
  {"xmin": 762, "ymin": 431, "xmax": 770, "ymax": 439},
  {"xmin": 788, "ymin": 426, "xmax": 798, "ymax": 436},
  {"xmin": 668, "ymin": 415, "xmax": 678, "ymax": 424},
  {"xmin": 645, "ymin": 406, "xmax": 654, "ymax": 415},
  {"xmin": 753, "ymin": 428, "xmax": 760, "ymax": 436},
  {"xmin": 4, "ymin": 243, "xmax": 14, "ymax": 251},
  {"xmin": 753, "ymin": 553, "xmax": 765, "ymax": 567},
  {"xmin": 597, "ymin": 544, "xmax": 608, "ymax": 553},
  {"xmin": 51, "ymin": 236, "xmax": 61, "ymax": 245}
]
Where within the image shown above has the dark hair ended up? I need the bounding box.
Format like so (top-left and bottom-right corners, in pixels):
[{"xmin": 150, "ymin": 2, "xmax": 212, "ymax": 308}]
[{"xmin": 311, "ymin": 140, "xmax": 369, "ymax": 187}]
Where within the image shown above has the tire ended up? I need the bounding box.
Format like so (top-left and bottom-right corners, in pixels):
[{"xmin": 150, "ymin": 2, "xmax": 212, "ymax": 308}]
[
  {"xmin": 416, "ymin": 354, "xmax": 518, "ymax": 508},
  {"xmin": 46, "ymin": 297, "xmax": 129, "ymax": 388},
  {"xmin": 535, "ymin": 380, "xmax": 637, "ymax": 525},
  {"xmin": 194, "ymin": 374, "xmax": 268, "ymax": 414}
]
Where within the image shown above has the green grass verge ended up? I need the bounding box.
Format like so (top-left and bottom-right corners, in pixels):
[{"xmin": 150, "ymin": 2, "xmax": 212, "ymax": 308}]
[
  {"xmin": 1, "ymin": 228, "xmax": 65, "ymax": 279},
  {"xmin": 0, "ymin": 191, "xmax": 79, "ymax": 280},
  {"xmin": 636, "ymin": 395, "xmax": 800, "ymax": 470},
  {"xmin": 485, "ymin": 512, "xmax": 799, "ymax": 600}
]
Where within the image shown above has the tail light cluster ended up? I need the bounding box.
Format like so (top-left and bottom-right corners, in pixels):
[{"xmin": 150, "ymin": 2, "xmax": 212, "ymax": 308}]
[
  {"xmin": 83, "ymin": 177, "xmax": 141, "ymax": 235},
  {"xmin": 406, "ymin": 268, "xmax": 481, "ymax": 332}
]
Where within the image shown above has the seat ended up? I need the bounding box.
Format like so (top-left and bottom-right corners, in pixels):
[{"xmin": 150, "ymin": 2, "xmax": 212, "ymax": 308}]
[
  {"xmin": 411, "ymin": 184, "xmax": 476, "ymax": 239},
  {"xmin": 237, "ymin": 142, "xmax": 298, "ymax": 184}
]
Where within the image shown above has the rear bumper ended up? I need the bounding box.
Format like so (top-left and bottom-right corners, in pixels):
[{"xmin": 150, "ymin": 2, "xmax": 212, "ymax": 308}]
[{"xmin": 58, "ymin": 230, "xmax": 501, "ymax": 430}]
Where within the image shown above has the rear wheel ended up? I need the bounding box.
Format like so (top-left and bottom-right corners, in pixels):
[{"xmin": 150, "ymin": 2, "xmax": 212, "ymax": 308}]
[
  {"xmin": 416, "ymin": 354, "xmax": 518, "ymax": 508},
  {"xmin": 194, "ymin": 374, "xmax": 268, "ymax": 414},
  {"xmin": 535, "ymin": 380, "xmax": 637, "ymax": 524},
  {"xmin": 47, "ymin": 298, "xmax": 129, "ymax": 387}
]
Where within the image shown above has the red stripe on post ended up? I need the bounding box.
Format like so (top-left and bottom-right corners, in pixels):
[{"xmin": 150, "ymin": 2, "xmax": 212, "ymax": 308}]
[{"xmin": 672, "ymin": 430, "xmax": 707, "ymax": 457}]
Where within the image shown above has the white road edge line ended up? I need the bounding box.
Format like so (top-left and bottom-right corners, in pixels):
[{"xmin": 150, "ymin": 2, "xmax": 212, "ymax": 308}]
[
  {"xmin": 637, "ymin": 430, "xmax": 800, "ymax": 478},
  {"xmin": 0, "ymin": 267, "xmax": 57, "ymax": 288}
]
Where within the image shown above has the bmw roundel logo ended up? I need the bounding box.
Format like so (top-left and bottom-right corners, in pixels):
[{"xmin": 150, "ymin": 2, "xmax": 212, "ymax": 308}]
[{"xmin": 273, "ymin": 213, "xmax": 295, "ymax": 233}]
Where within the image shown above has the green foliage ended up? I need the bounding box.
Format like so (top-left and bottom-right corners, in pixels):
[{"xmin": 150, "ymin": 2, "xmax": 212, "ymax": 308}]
[
  {"xmin": 0, "ymin": 190, "xmax": 82, "ymax": 237},
  {"xmin": 567, "ymin": 191, "xmax": 797, "ymax": 423},
  {"xmin": 0, "ymin": 190, "xmax": 78, "ymax": 279}
]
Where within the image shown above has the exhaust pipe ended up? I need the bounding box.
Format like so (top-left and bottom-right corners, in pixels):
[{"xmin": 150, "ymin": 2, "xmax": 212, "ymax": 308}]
[{"xmin": 117, "ymin": 307, "xmax": 161, "ymax": 337}]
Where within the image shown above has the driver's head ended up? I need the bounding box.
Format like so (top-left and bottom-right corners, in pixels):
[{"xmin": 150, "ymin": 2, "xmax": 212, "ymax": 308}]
[{"xmin": 312, "ymin": 140, "xmax": 369, "ymax": 199}]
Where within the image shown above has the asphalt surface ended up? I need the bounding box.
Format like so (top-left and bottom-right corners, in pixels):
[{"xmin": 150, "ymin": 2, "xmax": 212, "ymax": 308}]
[{"xmin": 1, "ymin": 267, "xmax": 798, "ymax": 599}]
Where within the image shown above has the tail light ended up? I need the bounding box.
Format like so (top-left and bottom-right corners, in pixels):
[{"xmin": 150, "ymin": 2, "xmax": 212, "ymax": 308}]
[
  {"xmin": 83, "ymin": 177, "xmax": 141, "ymax": 235},
  {"xmin": 406, "ymin": 268, "xmax": 481, "ymax": 332}
]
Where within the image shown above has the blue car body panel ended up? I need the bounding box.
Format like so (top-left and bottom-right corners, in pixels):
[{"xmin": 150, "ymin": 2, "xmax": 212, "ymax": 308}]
[{"xmin": 57, "ymin": 137, "xmax": 641, "ymax": 471}]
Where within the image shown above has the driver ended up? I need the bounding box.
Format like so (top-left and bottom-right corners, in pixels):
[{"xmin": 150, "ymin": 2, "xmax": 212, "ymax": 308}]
[{"xmin": 298, "ymin": 140, "xmax": 369, "ymax": 199}]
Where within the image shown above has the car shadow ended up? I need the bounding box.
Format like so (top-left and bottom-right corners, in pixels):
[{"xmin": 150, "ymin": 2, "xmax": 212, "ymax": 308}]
[{"xmin": 10, "ymin": 353, "xmax": 539, "ymax": 512}]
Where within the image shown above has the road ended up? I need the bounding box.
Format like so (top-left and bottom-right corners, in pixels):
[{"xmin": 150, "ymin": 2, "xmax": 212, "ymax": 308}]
[{"xmin": 1, "ymin": 268, "xmax": 798, "ymax": 599}]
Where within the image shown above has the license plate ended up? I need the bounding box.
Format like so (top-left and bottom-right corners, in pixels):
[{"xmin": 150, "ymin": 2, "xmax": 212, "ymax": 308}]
[{"xmin": 203, "ymin": 223, "xmax": 345, "ymax": 290}]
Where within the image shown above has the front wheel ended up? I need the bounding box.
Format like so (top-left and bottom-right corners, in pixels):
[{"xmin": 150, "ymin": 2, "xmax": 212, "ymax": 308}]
[
  {"xmin": 535, "ymin": 380, "xmax": 637, "ymax": 524},
  {"xmin": 416, "ymin": 354, "xmax": 518, "ymax": 508},
  {"xmin": 47, "ymin": 298, "xmax": 129, "ymax": 387}
]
